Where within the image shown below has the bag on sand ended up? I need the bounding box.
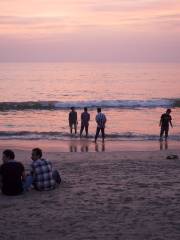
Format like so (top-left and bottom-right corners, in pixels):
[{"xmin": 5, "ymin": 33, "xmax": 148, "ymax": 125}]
[{"xmin": 166, "ymin": 154, "xmax": 179, "ymax": 160}]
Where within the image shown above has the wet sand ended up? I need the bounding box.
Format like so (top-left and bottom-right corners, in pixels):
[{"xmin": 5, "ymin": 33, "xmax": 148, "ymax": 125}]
[
  {"xmin": 0, "ymin": 138, "xmax": 179, "ymax": 152},
  {"xmin": 0, "ymin": 147, "xmax": 180, "ymax": 240}
]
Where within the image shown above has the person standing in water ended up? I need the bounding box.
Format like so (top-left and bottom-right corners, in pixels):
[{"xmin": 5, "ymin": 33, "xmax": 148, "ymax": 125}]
[
  {"xmin": 69, "ymin": 107, "xmax": 78, "ymax": 134},
  {"xmin": 80, "ymin": 107, "xmax": 90, "ymax": 138},
  {"xmin": 94, "ymin": 107, "xmax": 107, "ymax": 143},
  {"xmin": 159, "ymin": 108, "xmax": 173, "ymax": 141}
]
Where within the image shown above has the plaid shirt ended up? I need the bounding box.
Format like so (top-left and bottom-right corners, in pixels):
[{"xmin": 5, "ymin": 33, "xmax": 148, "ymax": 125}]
[
  {"xmin": 96, "ymin": 112, "xmax": 106, "ymax": 128},
  {"xmin": 30, "ymin": 159, "xmax": 55, "ymax": 191}
]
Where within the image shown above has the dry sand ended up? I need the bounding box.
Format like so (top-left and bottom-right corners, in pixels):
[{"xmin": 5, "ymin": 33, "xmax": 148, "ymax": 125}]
[{"xmin": 0, "ymin": 148, "xmax": 180, "ymax": 240}]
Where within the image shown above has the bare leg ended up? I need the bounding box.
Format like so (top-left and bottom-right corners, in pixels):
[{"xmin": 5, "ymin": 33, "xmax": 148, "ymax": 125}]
[
  {"xmin": 85, "ymin": 125, "xmax": 88, "ymax": 137},
  {"xmin": 80, "ymin": 125, "xmax": 84, "ymax": 137},
  {"xmin": 101, "ymin": 127, "xmax": 105, "ymax": 142},
  {"xmin": 165, "ymin": 127, "xmax": 169, "ymax": 140},
  {"xmin": 95, "ymin": 127, "xmax": 100, "ymax": 143},
  {"xmin": 160, "ymin": 127, "xmax": 165, "ymax": 140}
]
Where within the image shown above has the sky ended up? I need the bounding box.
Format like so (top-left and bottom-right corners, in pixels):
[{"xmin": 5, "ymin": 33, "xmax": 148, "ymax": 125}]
[{"xmin": 0, "ymin": 0, "xmax": 180, "ymax": 62}]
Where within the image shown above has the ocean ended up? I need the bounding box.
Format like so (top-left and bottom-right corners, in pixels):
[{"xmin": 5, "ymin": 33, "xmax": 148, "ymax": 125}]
[{"xmin": 0, "ymin": 62, "xmax": 180, "ymax": 143}]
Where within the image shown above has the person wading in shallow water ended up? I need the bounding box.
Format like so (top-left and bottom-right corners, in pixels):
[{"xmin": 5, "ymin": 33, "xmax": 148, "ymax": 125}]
[
  {"xmin": 94, "ymin": 107, "xmax": 107, "ymax": 143},
  {"xmin": 80, "ymin": 107, "xmax": 90, "ymax": 138},
  {"xmin": 69, "ymin": 107, "xmax": 78, "ymax": 134},
  {"xmin": 159, "ymin": 108, "xmax": 173, "ymax": 141}
]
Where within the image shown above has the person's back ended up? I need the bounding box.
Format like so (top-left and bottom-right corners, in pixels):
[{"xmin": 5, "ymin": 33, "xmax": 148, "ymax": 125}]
[
  {"xmin": 81, "ymin": 111, "xmax": 90, "ymax": 126},
  {"xmin": 80, "ymin": 107, "xmax": 90, "ymax": 137},
  {"xmin": 30, "ymin": 148, "xmax": 61, "ymax": 191},
  {"xmin": 31, "ymin": 158, "xmax": 55, "ymax": 191},
  {"xmin": 69, "ymin": 110, "xmax": 77, "ymax": 124},
  {"xmin": 95, "ymin": 108, "xmax": 107, "ymax": 143},
  {"xmin": 69, "ymin": 107, "xmax": 78, "ymax": 134},
  {"xmin": 0, "ymin": 150, "xmax": 24, "ymax": 196},
  {"xmin": 96, "ymin": 112, "xmax": 106, "ymax": 128}
]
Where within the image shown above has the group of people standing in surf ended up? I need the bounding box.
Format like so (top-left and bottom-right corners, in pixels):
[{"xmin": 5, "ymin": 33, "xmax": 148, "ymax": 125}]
[
  {"xmin": 69, "ymin": 107, "xmax": 106, "ymax": 143},
  {"xmin": 69, "ymin": 107, "xmax": 173, "ymax": 142}
]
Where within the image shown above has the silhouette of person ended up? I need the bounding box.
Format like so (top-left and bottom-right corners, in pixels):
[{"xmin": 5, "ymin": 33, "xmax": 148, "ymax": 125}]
[
  {"xmin": 159, "ymin": 109, "xmax": 173, "ymax": 141},
  {"xmin": 69, "ymin": 107, "xmax": 78, "ymax": 134},
  {"xmin": 80, "ymin": 107, "xmax": 90, "ymax": 138},
  {"xmin": 94, "ymin": 108, "xmax": 107, "ymax": 143}
]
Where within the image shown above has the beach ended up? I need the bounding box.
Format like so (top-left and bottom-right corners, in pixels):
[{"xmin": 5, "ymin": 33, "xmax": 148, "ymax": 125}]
[
  {"xmin": 0, "ymin": 145, "xmax": 180, "ymax": 240},
  {"xmin": 0, "ymin": 63, "xmax": 179, "ymax": 239},
  {"xmin": 1, "ymin": 0, "xmax": 180, "ymax": 238}
]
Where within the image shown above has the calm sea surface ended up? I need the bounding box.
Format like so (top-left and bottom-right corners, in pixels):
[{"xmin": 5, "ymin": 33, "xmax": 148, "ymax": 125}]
[{"xmin": 0, "ymin": 62, "xmax": 179, "ymax": 142}]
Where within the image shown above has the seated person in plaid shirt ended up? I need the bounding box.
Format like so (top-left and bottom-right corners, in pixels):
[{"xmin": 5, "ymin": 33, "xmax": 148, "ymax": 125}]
[{"xmin": 30, "ymin": 148, "xmax": 61, "ymax": 191}]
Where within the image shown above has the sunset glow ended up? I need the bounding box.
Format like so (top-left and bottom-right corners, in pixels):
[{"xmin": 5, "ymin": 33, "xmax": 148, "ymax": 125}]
[{"xmin": 0, "ymin": 0, "xmax": 180, "ymax": 61}]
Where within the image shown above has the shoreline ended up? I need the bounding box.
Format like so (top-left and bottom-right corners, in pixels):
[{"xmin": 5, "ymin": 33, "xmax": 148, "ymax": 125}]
[{"xmin": 0, "ymin": 138, "xmax": 179, "ymax": 153}]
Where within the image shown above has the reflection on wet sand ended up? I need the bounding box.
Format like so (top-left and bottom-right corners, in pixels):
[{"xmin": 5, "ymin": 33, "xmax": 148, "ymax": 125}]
[
  {"xmin": 80, "ymin": 140, "xmax": 90, "ymax": 152},
  {"xmin": 81, "ymin": 145, "xmax": 89, "ymax": 152},
  {"xmin": 95, "ymin": 142, "xmax": 105, "ymax": 152},
  {"xmin": 69, "ymin": 140, "xmax": 106, "ymax": 152},
  {"xmin": 69, "ymin": 141, "xmax": 77, "ymax": 152},
  {"xmin": 159, "ymin": 140, "xmax": 168, "ymax": 150}
]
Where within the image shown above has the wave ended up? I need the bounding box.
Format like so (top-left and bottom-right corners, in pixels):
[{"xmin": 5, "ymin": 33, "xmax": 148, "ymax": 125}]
[
  {"xmin": 0, "ymin": 98, "xmax": 179, "ymax": 111},
  {"xmin": 0, "ymin": 131, "xmax": 180, "ymax": 141}
]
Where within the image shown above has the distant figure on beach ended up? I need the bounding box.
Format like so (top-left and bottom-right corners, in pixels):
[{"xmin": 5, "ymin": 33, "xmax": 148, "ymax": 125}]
[
  {"xmin": 69, "ymin": 107, "xmax": 78, "ymax": 134},
  {"xmin": 80, "ymin": 107, "xmax": 90, "ymax": 138},
  {"xmin": 95, "ymin": 107, "xmax": 107, "ymax": 143},
  {"xmin": 159, "ymin": 108, "xmax": 173, "ymax": 141},
  {"xmin": 0, "ymin": 149, "xmax": 25, "ymax": 195},
  {"xmin": 30, "ymin": 148, "xmax": 61, "ymax": 191}
]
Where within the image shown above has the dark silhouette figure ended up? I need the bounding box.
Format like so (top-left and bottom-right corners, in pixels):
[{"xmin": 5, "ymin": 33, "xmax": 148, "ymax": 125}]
[
  {"xmin": 80, "ymin": 107, "xmax": 90, "ymax": 138},
  {"xmin": 159, "ymin": 109, "xmax": 173, "ymax": 141},
  {"xmin": 0, "ymin": 149, "xmax": 25, "ymax": 195},
  {"xmin": 69, "ymin": 107, "xmax": 78, "ymax": 134}
]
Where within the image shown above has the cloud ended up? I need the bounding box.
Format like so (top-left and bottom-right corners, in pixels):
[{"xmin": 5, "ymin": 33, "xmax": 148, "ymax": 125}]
[
  {"xmin": 0, "ymin": 0, "xmax": 179, "ymax": 62},
  {"xmin": 0, "ymin": 16, "xmax": 64, "ymax": 25}
]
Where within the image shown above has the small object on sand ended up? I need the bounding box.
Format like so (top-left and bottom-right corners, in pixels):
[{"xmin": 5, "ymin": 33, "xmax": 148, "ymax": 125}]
[{"xmin": 166, "ymin": 154, "xmax": 179, "ymax": 159}]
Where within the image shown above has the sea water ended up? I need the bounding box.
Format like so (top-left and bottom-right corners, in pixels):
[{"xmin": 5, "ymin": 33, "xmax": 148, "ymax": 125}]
[{"xmin": 0, "ymin": 62, "xmax": 179, "ymax": 142}]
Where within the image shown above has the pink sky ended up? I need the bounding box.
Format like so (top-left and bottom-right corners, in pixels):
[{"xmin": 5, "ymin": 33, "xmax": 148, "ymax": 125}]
[{"xmin": 0, "ymin": 0, "xmax": 180, "ymax": 62}]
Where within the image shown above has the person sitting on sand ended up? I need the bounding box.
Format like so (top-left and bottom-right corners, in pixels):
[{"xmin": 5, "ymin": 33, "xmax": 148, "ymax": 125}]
[
  {"xmin": 0, "ymin": 149, "xmax": 26, "ymax": 195},
  {"xmin": 80, "ymin": 107, "xmax": 90, "ymax": 138},
  {"xmin": 69, "ymin": 107, "xmax": 78, "ymax": 134},
  {"xmin": 95, "ymin": 107, "xmax": 107, "ymax": 143},
  {"xmin": 30, "ymin": 148, "xmax": 61, "ymax": 191},
  {"xmin": 159, "ymin": 108, "xmax": 173, "ymax": 141}
]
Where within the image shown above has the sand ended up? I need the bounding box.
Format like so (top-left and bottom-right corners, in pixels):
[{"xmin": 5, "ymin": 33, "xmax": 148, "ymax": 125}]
[{"xmin": 0, "ymin": 147, "xmax": 180, "ymax": 240}]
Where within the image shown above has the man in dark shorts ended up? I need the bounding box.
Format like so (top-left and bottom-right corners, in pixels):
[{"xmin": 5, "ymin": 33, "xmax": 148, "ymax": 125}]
[
  {"xmin": 159, "ymin": 108, "xmax": 173, "ymax": 141},
  {"xmin": 0, "ymin": 149, "xmax": 25, "ymax": 195},
  {"xmin": 69, "ymin": 107, "xmax": 78, "ymax": 134},
  {"xmin": 80, "ymin": 107, "xmax": 90, "ymax": 138}
]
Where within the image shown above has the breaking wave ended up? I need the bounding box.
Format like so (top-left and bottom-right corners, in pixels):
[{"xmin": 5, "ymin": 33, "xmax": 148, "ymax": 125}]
[
  {"xmin": 0, "ymin": 131, "xmax": 180, "ymax": 141},
  {"xmin": 0, "ymin": 98, "xmax": 179, "ymax": 111}
]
